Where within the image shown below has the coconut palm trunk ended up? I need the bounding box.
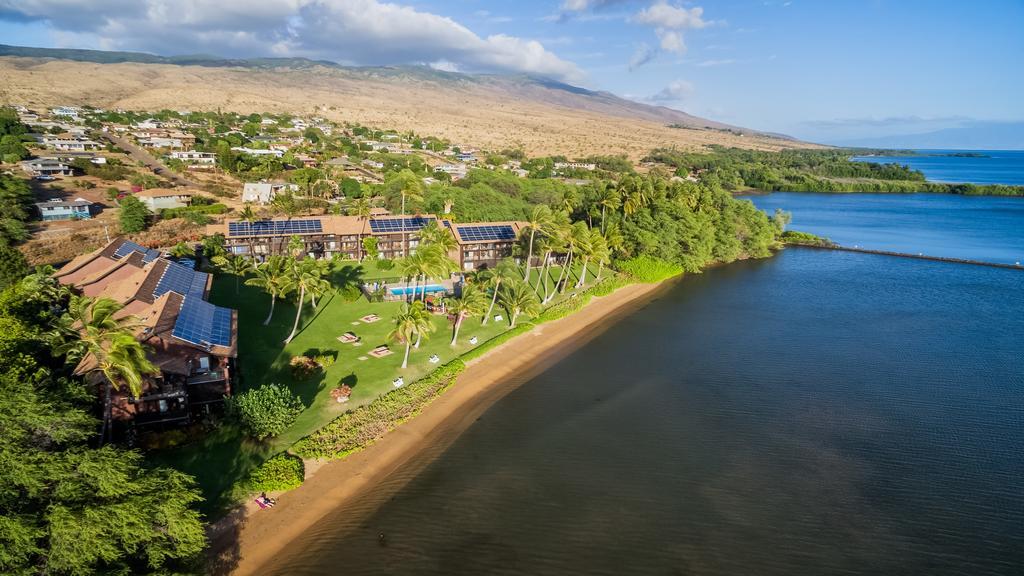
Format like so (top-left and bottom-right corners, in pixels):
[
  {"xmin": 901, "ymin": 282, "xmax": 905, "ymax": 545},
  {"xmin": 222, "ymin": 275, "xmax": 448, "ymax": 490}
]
[
  {"xmin": 524, "ymin": 228, "xmax": 536, "ymax": 281},
  {"xmin": 597, "ymin": 260, "xmax": 605, "ymax": 281},
  {"xmin": 451, "ymin": 313, "xmax": 464, "ymax": 345},
  {"xmin": 510, "ymin": 309, "xmax": 519, "ymax": 328},
  {"xmin": 285, "ymin": 285, "xmax": 305, "ymax": 344},
  {"xmin": 402, "ymin": 339, "xmax": 411, "ymax": 369},
  {"xmin": 576, "ymin": 257, "xmax": 591, "ymax": 288},
  {"xmin": 264, "ymin": 291, "xmax": 277, "ymax": 325},
  {"xmin": 482, "ymin": 279, "xmax": 500, "ymax": 325}
]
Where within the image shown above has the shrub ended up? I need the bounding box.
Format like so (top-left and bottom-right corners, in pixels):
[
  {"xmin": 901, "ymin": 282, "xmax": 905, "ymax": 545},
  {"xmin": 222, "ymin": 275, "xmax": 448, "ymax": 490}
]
[
  {"xmin": 289, "ymin": 355, "xmax": 321, "ymax": 379},
  {"xmin": 616, "ymin": 255, "xmax": 683, "ymax": 283},
  {"xmin": 780, "ymin": 230, "xmax": 834, "ymax": 247},
  {"xmin": 231, "ymin": 453, "xmax": 305, "ymax": 499},
  {"xmin": 227, "ymin": 383, "xmax": 303, "ymax": 440},
  {"xmin": 314, "ymin": 354, "xmax": 336, "ymax": 368},
  {"xmin": 159, "ymin": 203, "xmax": 228, "ymax": 220},
  {"xmin": 376, "ymin": 258, "xmax": 394, "ymax": 271}
]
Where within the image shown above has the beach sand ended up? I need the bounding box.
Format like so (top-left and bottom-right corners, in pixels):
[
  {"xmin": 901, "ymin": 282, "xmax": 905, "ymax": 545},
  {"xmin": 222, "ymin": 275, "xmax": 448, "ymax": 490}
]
[{"xmin": 212, "ymin": 280, "xmax": 672, "ymax": 575}]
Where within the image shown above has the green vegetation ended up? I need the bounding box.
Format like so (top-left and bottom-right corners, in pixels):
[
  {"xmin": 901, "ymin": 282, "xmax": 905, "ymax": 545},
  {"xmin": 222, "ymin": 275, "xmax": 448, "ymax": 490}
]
[
  {"xmin": 780, "ymin": 230, "xmax": 835, "ymax": 247},
  {"xmin": 231, "ymin": 454, "xmax": 305, "ymax": 497},
  {"xmin": 118, "ymin": 195, "xmax": 151, "ymax": 233},
  {"xmin": 0, "ymin": 272, "xmax": 206, "ymax": 575},
  {"xmin": 227, "ymin": 383, "xmax": 304, "ymax": 440},
  {"xmin": 0, "ymin": 173, "xmax": 33, "ymax": 246},
  {"xmin": 617, "ymin": 255, "xmax": 684, "ymax": 283},
  {"xmin": 0, "ymin": 107, "xmax": 31, "ymax": 163},
  {"xmin": 646, "ymin": 147, "xmax": 1024, "ymax": 196}
]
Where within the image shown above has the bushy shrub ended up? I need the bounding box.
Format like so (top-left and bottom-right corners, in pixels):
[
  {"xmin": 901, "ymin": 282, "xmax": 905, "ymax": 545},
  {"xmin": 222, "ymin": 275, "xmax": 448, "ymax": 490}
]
[
  {"xmin": 376, "ymin": 258, "xmax": 394, "ymax": 271},
  {"xmin": 289, "ymin": 355, "xmax": 321, "ymax": 379},
  {"xmin": 231, "ymin": 453, "xmax": 305, "ymax": 499},
  {"xmin": 616, "ymin": 255, "xmax": 683, "ymax": 283},
  {"xmin": 780, "ymin": 230, "xmax": 834, "ymax": 247},
  {"xmin": 227, "ymin": 383, "xmax": 303, "ymax": 440}
]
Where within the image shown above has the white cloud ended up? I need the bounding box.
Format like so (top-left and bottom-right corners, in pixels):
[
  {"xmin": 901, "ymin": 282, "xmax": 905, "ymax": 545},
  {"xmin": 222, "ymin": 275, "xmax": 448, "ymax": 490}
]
[
  {"xmin": 696, "ymin": 58, "xmax": 735, "ymax": 67},
  {"xmin": 560, "ymin": 0, "xmax": 629, "ymax": 12},
  {"xmin": 631, "ymin": 1, "xmax": 708, "ymax": 55},
  {"xmin": 0, "ymin": 0, "xmax": 583, "ymax": 82},
  {"xmin": 648, "ymin": 78, "xmax": 694, "ymax": 102}
]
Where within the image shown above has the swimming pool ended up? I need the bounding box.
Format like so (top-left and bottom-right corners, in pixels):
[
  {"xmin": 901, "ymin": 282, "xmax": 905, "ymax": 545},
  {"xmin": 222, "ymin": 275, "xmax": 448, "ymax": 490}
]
[{"xmin": 389, "ymin": 284, "xmax": 447, "ymax": 296}]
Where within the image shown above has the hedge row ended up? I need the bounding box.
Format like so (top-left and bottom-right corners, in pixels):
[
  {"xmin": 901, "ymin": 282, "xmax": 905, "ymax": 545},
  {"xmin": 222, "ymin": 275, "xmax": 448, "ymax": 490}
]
[
  {"xmin": 615, "ymin": 255, "xmax": 683, "ymax": 283},
  {"xmin": 230, "ymin": 453, "xmax": 305, "ymax": 500},
  {"xmin": 534, "ymin": 275, "xmax": 628, "ymax": 323},
  {"xmin": 159, "ymin": 203, "xmax": 228, "ymax": 219},
  {"xmin": 292, "ymin": 359, "xmax": 467, "ymax": 459}
]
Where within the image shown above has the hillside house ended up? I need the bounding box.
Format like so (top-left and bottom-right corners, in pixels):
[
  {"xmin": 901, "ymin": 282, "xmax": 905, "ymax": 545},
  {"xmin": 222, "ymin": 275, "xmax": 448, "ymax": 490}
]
[
  {"xmin": 135, "ymin": 189, "xmax": 193, "ymax": 211},
  {"xmin": 170, "ymin": 151, "xmax": 216, "ymax": 167},
  {"xmin": 34, "ymin": 198, "xmax": 93, "ymax": 221},
  {"xmin": 21, "ymin": 158, "xmax": 73, "ymax": 177},
  {"xmin": 241, "ymin": 182, "xmax": 299, "ymax": 204}
]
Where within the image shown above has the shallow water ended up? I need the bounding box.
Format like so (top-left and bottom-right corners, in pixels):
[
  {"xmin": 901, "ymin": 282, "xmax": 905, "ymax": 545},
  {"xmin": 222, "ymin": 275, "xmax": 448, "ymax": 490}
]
[
  {"xmin": 745, "ymin": 192, "xmax": 1024, "ymax": 264},
  {"xmin": 851, "ymin": 150, "xmax": 1024, "ymax": 186},
  {"xmin": 264, "ymin": 248, "xmax": 1024, "ymax": 575}
]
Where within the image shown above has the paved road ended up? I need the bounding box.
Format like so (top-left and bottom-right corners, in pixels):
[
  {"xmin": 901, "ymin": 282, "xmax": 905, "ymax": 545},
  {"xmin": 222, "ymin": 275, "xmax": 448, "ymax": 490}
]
[{"xmin": 102, "ymin": 132, "xmax": 197, "ymax": 187}]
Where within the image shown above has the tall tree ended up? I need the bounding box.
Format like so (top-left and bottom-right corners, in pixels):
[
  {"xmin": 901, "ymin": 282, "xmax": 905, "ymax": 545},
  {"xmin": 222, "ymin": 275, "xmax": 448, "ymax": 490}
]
[
  {"xmin": 245, "ymin": 255, "xmax": 293, "ymax": 326},
  {"xmin": 477, "ymin": 258, "xmax": 519, "ymax": 326},
  {"xmin": 498, "ymin": 279, "xmax": 541, "ymax": 328},
  {"xmin": 448, "ymin": 284, "xmax": 487, "ymax": 346},
  {"xmin": 238, "ymin": 203, "xmax": 259, "ymax": 259},
  {"xmin": 212, "ymin": 253, "xmax": 253, "ymax": 294},
  {"xmin": 388, "ymin": 301, "xmax": 432, "ymax": 369},
  {"xmin": 522, "ymin": 205, "xmax": 554, "ymax": 281},
  {"xmin": 283, "ymin": 257, "xmax": 325, "ymax": 344},
  {"xmin": 392, "ymin": 169, "xmax": 424, "ymax": 258}
]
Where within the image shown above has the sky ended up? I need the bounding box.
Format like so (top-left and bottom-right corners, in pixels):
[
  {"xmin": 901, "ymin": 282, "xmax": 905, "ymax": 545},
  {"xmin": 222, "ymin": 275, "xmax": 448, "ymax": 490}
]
[{"xmin": 1, "ymin": 0, "xmax": 1021, "ymax": 145}]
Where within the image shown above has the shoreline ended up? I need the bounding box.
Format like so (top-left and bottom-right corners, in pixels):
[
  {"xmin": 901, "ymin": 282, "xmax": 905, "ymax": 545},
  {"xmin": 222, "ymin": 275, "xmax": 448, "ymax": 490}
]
[{"xmin": 211, "ymin": 279, "xmax": 674, "ymax": 575}]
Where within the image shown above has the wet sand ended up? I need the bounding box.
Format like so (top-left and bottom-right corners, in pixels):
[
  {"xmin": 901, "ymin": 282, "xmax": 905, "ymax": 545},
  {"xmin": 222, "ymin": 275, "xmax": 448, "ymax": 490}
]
[{"xmin": 215, "ymin": 281, "xmax": 671, "ymax": 575}]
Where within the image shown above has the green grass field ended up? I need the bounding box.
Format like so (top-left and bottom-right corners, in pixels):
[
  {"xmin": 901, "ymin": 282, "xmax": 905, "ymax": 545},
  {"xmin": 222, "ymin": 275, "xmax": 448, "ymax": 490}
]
[{"xmin": 151, "ymin": 259, "xmax": 601, "ymax": 514}]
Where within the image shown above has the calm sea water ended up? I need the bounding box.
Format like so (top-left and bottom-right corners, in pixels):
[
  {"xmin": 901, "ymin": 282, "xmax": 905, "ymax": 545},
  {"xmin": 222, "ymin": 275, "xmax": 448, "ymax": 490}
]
[
  {"xmin": 264, "ymin": 248, "xmax": 1024, "ymax": 575},
  {"xmin": 850, "ymin": 150, "xmax": 1024, "ymax": 186},
  {"xmin": 745, "ymin": 193, "xmax": 1024, "ymax": 264}
]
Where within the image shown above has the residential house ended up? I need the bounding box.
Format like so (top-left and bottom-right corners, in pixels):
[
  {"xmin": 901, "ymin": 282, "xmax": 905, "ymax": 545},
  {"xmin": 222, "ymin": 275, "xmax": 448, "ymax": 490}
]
[
  {"xmin": 51, "ymin": 106, "xmax": 81, "ymax": 119},
  {"xmin": 135, "ymin": 188, "xmax": 193, "ymax": 211},
  {"xmin": 54, "ymin": 238, "xmax": 237, "ymax": 429},
  {"xmin": 241, "ymin": 182, "xmax": 299, "ymax": 204},
  {"xmin": 554, "ymin": 162, "xmax": 597, "ymax": 172},
  {"xmin": 21, "ymin": 157, "xmax": 74, "ymax": 177},
  {"xmin": 231, "ymin": 147, "xmax": 285, "ymax": 158},
  {"xmin": 170, "ymin": 150, "xmax": 217, "ymax": 167},
  {"xmin": 434, "ymin": 163, "xmax": 468, "ymax": 181},
  {"xmin": 34, "ymin": 198, "xmax": 93, "ymax": 221},
  {"xmin": 43, "ymin": 137, "xmax": 101, "ymax": 152},
  {"xmin": 135, "ymin": 119, "xmax": 164, "ymax": 129}
]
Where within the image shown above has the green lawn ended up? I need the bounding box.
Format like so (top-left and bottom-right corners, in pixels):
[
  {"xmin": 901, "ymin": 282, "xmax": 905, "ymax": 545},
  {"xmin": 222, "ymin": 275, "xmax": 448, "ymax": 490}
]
[{"xmin": 152, "ymin": 259, "xmax": 601, "ymax": 515}]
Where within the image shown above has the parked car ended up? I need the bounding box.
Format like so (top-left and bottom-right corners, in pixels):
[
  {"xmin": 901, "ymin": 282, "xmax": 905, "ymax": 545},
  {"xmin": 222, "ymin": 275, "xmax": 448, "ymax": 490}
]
[{"xmin": 34, "ymin": 175, "xmax": 55, "ymax": 181}]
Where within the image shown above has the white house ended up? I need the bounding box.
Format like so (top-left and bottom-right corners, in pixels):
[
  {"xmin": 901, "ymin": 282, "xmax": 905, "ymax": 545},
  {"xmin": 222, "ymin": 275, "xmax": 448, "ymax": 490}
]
[
  {"xmin": 231, "ymin": 147, "xmax": 284, "ymax": 158},
  {"xmin": 139, "ymin": 137, "xmax": 184, "ymax": 149},
  {"xmin": 434, "ymin": 164, "xmax": 468, "ymax": 180},
  {"xmin": 554, "ymin": 162, "xmax": 597, "ymax": 172},
  {"xmin": 135, "ymin": 119, "xmax": 164, "ymax": 129},
  {"xmin": 51, "ymin": 106, "xmax": 81, "ymax": 119},
  {"xmin": 21, "ymin": 158, "xmax": 74, "ymax": 177},
  {"xmin": 241, "ymin": 182, "xmax": 299, "ymax": 204},
  {"xmin": 135, "ymin": 188, "xmax": 193, "ymax": 211},
  {"xmin": 44, "ymin": 138, "xmax": 101, "ymax": 152},
  {"xmin": 170, "ymin": 151, "xmax": 217, "ymax": 166}
]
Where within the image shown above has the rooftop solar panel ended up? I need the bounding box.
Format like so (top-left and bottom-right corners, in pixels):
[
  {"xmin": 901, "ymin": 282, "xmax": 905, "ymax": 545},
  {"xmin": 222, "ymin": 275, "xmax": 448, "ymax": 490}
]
[
  {"xmin": 171, "ymin": 297, "xmax": 233, "ymax": 347},
  {"xmin": 369, "ymin": 217, "xmax": 434, "ymax": 234},
  {"xmin": 456, "ymin": 224, "xmax": 516, "ymax": 242},
  {"xmin": 113, "ymin": 239, "xmax": 162, "ymax": 262},
  {"xmin": 228, "ymin": 219, "xmax": 323, "ymax": 237}
]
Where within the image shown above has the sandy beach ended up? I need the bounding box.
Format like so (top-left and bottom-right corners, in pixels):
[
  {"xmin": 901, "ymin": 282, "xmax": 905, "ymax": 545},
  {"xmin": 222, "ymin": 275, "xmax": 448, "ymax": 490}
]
[{"xmin": 212, "ymin": 280, "xmax": 671, "ymax": 575}]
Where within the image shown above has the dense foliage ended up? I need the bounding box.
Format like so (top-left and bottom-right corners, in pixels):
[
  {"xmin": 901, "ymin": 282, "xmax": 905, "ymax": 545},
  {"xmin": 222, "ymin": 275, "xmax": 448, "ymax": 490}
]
[
  {"xmin": 230, "ymin": 454, "xmax": 305, "ymax": 498},
  {"xmin": 0, "ymin": 273, "xmax": 207, "ymax": 575},
  {"xmin": 0, "ymin": 173, "xmax": 34, "ymax": 246},
  {"xmin": 0, "ymin": 107, "xmax": 32, "ymax": 163},
  {"xmin": 118, "ymin": 195, "xmax": 151, "ymax": 233},
  {"xmin": 227, "ymin": 383, "xmax": 304, "ymax": 440},
  {"xmin": 646, "ymin": 147, "xmax": 1024, "ymax": 196},
  {"xmin": 617, "ymin": 255, "xmax": 684, "ymax": 282}
]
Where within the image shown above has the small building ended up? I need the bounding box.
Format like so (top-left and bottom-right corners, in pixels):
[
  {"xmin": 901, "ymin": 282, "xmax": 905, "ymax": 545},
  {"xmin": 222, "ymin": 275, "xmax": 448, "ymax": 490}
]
[
  {"xmin": 554, "ymin": 162, "xmax": 597, "ymax": 172},
  {"xmin": 241, "ymin": 182, "xmax": 299, "ymax": 204},
  {"xmin": 135, "ymin": 188, "xmax": 193, "ymax": 211},
  {"xmin": 139, "ymin": 136, "xmax": 184, "ymax": 149},
  {"xmin": 231, "ymin": 147, "xmax": 284, "ymax": 158},
  {"xmin": 35, "ymin": 198, "xmax": 93, "ymax": 221},
  {"xmin": 21, "ymin": 158, "xmax": 74, "ymax": 177},
  {"xmin": 434, "ymin": 163, "xmax": 468, "ymax": 180},
  {"xmin": 170, "ymin": 151, "xmax": 216, "ymax": 167},
  {"xmin": 43, "ymin": 138, "xmax": 101, "ymax": 152},
  {"xmin": 51, "ymin": 106, "xmax": 81, "ymax": 119}
]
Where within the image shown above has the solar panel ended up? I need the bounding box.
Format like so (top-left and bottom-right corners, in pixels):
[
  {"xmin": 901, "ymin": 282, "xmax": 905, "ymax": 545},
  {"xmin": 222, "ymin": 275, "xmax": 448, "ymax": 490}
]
[
  {"xmin": 153, "ymin": 260, "xmax": 209, "ymax": 300},
  {"xmin": 172, "ymin": 297, "xmax": 232, "ymax": 347},
  {"xmin": 456, "ymin": 224, "xmax": 516, "ymax": 242},
  {"xmin": 369, "ymin": 217, "xmax": 434, "ymax": 234},
  {"xmin": 228, "ymin": 219, "xmax": 323, "ymax": 237},
  {"xmin": 113, "ymin": 239, "xmax": 161, "ymax": 262}
]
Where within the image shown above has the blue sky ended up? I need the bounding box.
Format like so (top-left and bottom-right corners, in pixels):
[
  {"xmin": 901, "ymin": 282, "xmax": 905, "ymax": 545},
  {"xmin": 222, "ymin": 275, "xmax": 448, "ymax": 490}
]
[{"xmin": 1, "ymin": 0, "xmax": 1021, "ymax": 144}]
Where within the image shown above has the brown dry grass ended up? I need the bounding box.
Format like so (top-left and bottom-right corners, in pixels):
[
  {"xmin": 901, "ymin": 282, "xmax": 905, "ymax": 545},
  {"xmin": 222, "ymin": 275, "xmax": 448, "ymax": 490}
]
[{"xmin": 1, "ymin": 57, "xmax": 819, "ymax": 160}]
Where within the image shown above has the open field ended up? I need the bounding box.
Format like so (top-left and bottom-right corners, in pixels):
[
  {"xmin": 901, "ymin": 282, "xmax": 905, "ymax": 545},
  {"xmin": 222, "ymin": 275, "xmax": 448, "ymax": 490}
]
[{"xmin": 0, "ymin": 57, "xmax": 820, "ymax": 160}]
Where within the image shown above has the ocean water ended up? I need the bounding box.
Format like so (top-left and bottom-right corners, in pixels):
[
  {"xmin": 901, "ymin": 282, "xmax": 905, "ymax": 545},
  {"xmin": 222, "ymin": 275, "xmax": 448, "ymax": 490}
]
[
  {"xmin": 263, "ymin": 248, "xmax": 1024, "ymax": 575},
  {"xmin": 850, "ymin": 150, "xmax": 1024, "ymax": 186},
  {"xmin": 745, "ymin": 192, "xmax": 1024, "ymax": 265}
]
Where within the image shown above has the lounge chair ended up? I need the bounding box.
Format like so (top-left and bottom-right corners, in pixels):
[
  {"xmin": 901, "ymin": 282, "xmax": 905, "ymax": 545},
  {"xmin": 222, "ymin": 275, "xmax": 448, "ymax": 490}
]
[
  {"xmin": 360, "ymin": 314, "xmax": 381, "ymax": 323},
  {"xmin": 468, "ymin": 336, "xmax": 478, "ymax": 345},
  {"xmin": 393, "ymin": 377, "xmax": 404, "ymax": 388},
  {"xmin": 493, "ymin": 314, "xmax": 503, "ymax": 322},
  {"xmin": 337, "ymin": 332, "xmax": 360, "ymax": 344},
  {"xmin": 429, "ymin": 354, "xmax": 440, "ymax": 364},
  {"xmin": 368, "ymin": 345, "xmax": 393, "ymax": 358}
]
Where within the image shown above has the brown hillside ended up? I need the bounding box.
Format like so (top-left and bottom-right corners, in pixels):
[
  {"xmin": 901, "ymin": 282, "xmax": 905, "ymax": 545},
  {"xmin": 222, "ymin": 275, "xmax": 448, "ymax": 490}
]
[{"xmin": 0, "ymin": 57, "xmax": 818, "ymax": 159}]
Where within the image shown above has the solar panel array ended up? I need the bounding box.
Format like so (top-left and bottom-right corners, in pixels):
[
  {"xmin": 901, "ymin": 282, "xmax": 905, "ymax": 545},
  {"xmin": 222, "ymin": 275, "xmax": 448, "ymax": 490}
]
[
  {"xmin": 456, "ymin": 224, "xmax": 516, "ymax": 242},
  {"xmin": 171, "ymin": 297, "xmax": 232, "ymax": 347},
  {"xmin": 227, "ymin": 219, "xmax": 323, "ymax": 237},
  {"xmin": 369, "ymin": 217, "xmax": 434, "ymax": 234},
  {"xmin": 113, "ymin": 239, "xmax": 161, "ymax": 262},
  {"xmin": 154, "ymin": 260, "xmax": 208, "ymax": 300}
]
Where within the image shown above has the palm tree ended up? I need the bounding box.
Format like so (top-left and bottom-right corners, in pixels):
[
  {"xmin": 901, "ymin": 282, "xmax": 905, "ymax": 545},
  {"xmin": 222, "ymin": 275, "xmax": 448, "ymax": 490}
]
[
  {"xmin": 416, "ymin": 243, "xmax": 457, "ymax": 304},
  {"xmin": 419, "ymin": 220, "xmax": 457, "ymax": 254},
  {"xmin": 499, "ymin": 279, "xmax": 541, "ymax": 328},
  {"xmin": 245, "ymin": 256, "xmax": 293, "ymax": 326},
  {"xmin": 522, "ymin": 205, "xmax": 554, "ymax": 281},
  {"xmin": 389, "ymin": 301, "xmax": 433, "ymax": 369},
  {"xmin": 548, "ymin": 221, "xmax": 589, "ymax": 301},
  {"xmin": 212, "ymin": 253, "xmax": 253, "ymax": 294},
  {"xmin": 284, "ymin": 257, "xmax": 324, "ymax": 344},
  {"xmin": 448, "ymin": 284, "xmax": 487, "ymax": 345},
  {"xmin": 573, "ymin": 224, "xmax": 595, "ymax": 288},
  {"xmin": 202, "ymin": 233, "xmax": 226, "ymax": 261},
  {"xmin": 597, "ymin": 183, "xmax": 621, "ymax": 233},
  {"xmin": 620, "ymin": 175, "xmax": 651, "ymax": 218},
  {"xmin": 477, "ymin": 258, "xmax": 519, "ymax": 325},
  {"xmin": 396, "ymin": 253, "xmax": 422, "ymax": 304},
  {"xmin": 169, "ymin": 242, "xmax": 193, "ymax": 259},
  {"xmin": 394, "ymin": 169, "xmax": 424, "ymax": 258},
  {"xmin": 54, "ymin": 296, "xmax": 157, "ymax": 443},
  {"xmin": 239, "ymin": 203, "xmax": 259, "ymax": 259},
  {"xmin": 590, "ymin": 231, "xmax": 611, "ymax": 281}
]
